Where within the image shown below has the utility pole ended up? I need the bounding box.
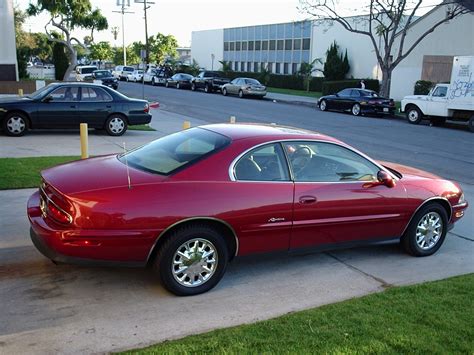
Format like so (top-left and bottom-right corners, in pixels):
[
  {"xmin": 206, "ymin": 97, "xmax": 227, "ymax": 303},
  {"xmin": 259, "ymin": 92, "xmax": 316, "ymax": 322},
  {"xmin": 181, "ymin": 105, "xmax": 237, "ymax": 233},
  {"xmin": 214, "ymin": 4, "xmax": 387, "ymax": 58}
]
[
  {"xmin": 113, "ymin": 0, "xmax": 133, "ymax": 65},
  {"xmin": 135, "ymin": 0, "xmax": 155, "ymax": 99}
]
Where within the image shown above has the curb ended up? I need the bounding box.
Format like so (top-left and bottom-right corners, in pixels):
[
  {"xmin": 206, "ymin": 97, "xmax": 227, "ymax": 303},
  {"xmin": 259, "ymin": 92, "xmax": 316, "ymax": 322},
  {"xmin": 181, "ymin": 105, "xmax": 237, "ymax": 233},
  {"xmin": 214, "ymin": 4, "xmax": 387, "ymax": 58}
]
[{"xmin": 263, "ymin": 97, "xmax": 317, "ymax": 109}]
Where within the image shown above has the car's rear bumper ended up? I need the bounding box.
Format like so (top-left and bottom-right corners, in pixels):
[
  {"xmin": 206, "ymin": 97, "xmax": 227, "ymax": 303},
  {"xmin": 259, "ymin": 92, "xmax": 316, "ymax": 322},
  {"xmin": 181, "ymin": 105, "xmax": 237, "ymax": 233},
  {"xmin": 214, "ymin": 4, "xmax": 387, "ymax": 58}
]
[
  {"xmin": 128, "ymin": 113, "xmax": 152, "ymax": 125},
  {"xmin": 243, "ymin": 90, "xmax": 267, "ymax": 97},
  {"xmin": 361, "ymin": 104, "xmax": 396, "ymax": 115}
]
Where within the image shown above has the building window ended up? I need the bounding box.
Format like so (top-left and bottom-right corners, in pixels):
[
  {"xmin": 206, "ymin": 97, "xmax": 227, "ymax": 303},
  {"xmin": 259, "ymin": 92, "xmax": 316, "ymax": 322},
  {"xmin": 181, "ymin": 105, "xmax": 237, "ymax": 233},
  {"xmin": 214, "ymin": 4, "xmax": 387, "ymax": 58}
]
[
  {"xmin": 302, "ymin": 38, "xmax": 310, "ymax": 50},
  {"xmin": 262, "ymin": 40, "xmax": 268, "ymax": 50},
  {"xmin": 255, "ymin": 40, "xmax": 261, "ymax": 50},
  {"xmin": 269, "ymin": 40, "xmax": 276, "ymax": 50},
  {"xmin": 224, "ymin": 42, "xmax": 229, "ymax": 51},
  {"xmin": 285, "ymin": 39, "xmax": 292, "ymax": 50},
  {"xmin": 242, "ymin": 41, "xmax": 248, "ymax": 51},
  {"xmin": 277, "ymin": 40, "xmax": 284, "ymax": 50},
  {"xmin": 230, "ymin": 42, "xmax": 235, "ymax": 51},
  {"xmin": 254, "ymin": 62, "xmax": 259, "ymax": 72},
  {"xmin": 261, "ymin": 62, "xmax": 265, "ymax": 71},
  {"xmin": 234, "ymin": 62, "xmax": 238, "ymax": 71},
  {"xmin": 247, "ymin": 62, "xmax": 251, "ymax": 72},
  {"xmin": 248, "ymin": 41, "xmax": 254, "ymax": 51},
  {"xmin": 229, "ymin": 61, "xmax": 232, "ymax": 69},
  {"xmin": 283, "ymin": 63, "xmax": 289, "ymax": 74},
  {"xmin": 292, "ymin": 63, "xmax": 298, "ymax": 74},
  {"xmin": 236, "ymin": 41, "xmax": 241, "ymax": 51},
  {"xmin": 293, "ymin": 39, "xmax": 301, "ymax": 50},
  {"xmin": 267, "ymin": 62, "xmax": 273, "ymax": 73},
  {"xmin": 275, "ymin": 63, "xmax": 281, "ymax": 74},
  {"xmin": 241, "ymin": 62, "xmax": 245, "ymax": 71}
]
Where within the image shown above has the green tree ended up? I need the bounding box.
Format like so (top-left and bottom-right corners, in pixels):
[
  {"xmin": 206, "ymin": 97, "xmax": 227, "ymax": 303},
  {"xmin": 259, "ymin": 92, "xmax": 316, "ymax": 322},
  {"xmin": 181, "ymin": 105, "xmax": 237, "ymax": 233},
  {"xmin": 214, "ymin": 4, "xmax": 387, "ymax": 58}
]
[
  {"xmin": 113, "ymin": 46, "xmax": 139, "ymax": 65},
  {"xmin": 298, "ymin": 58, "xmax": 323, "ymax": 91},
  {"xmin": 14, "ymin": 7, "xmax": 30, "ymax": 78},
  {"xmin": 258, "ymin": 66, "xmax": 271, "ymax": 86},
  {"xmin": 219, "ymin": 60, "xmax": 233, "ymax": 78},
  {"xmin": 342, "ymin": 49, "xmax": 350, "ymax": 78},
  {"xmin": 89, "ymin": 41, "xmax": 113, "ymax": 68},
  {"xmin": 148, "ymin": 33, "xmax": 178, "ymax": 64},
  {"xmin": 323, "ymin": 41, "xmax": 349, "ymax": 80},
  {"xmin": 27, "ymin": 0, "xmax": 108, "ymax": 81}
]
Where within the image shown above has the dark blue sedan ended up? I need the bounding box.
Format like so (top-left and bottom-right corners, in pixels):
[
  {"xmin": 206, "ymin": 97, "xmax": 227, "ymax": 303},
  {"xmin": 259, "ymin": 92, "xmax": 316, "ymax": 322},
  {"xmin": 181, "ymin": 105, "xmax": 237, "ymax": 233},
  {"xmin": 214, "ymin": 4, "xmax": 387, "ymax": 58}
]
[{"xmin": 0, "ymin": 83, "xmax": 152, "ymax": 137}]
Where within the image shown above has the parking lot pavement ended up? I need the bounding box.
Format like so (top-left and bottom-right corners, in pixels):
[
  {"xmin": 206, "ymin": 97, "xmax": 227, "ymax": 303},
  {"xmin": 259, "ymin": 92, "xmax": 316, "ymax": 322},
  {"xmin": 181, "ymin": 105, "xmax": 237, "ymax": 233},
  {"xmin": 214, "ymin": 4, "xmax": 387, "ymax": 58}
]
[
  {"xmin": 0, "ymin": 185, "xmax": 472, "ymax": 353},
  {"xmin": 0, "ymin": 109, "xmax": 208, "ymax": 158}
]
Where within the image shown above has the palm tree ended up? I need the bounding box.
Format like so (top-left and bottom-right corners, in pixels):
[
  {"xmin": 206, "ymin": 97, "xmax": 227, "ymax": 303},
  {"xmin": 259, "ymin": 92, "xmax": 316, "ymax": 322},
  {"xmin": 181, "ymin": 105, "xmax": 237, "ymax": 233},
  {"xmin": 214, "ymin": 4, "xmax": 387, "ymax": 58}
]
[
  {"xmin": 219, "ymin": 60, "xmax": 233, "ymax": 78},
  {"xmin": 299, "ymin": 58, "xmax": 323, "ymax": 92}
]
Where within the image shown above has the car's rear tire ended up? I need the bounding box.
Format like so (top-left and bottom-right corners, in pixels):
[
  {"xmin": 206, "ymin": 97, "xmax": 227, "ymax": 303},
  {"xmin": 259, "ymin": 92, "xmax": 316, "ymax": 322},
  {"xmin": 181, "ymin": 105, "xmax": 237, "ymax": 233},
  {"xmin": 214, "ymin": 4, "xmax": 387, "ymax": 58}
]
[
  {"xmin": 204, "ymin": 84, "xmax": 210, "ymax": 93},
  {"xmin": 153, "ymin": 224, "xmax": 229, "ymax": 296},
  {"xmin": 222, "ymin": 88, "xmax": 228, "ymax": 96},
  {"xmin": 105, "ymin": 114, "xmax": 128, "ymax": 136},
  {"xmin": 319, "ymin": 99, "xmax": 327, "ymax": 111},
  {"xmin": 468, "ymin": 115, "xmax": 474, "ymax": 133},
  {"xmin": 406, "ymin": 106, "xmax": 423, "ymax": 124},
  {"xmin": 238, "ymin": 90, "xmax": 244, "ymax": 98},
  {"xmin": 3, "ymin": 112, "xmax": 28, "ymax": 137},
  {"xmin": 351, "ymin": 103, "xmax": 361, "ymax": 116},
  {"xmin": 401, "ymin": 203, "xmax": 448, "ymax": 257}
]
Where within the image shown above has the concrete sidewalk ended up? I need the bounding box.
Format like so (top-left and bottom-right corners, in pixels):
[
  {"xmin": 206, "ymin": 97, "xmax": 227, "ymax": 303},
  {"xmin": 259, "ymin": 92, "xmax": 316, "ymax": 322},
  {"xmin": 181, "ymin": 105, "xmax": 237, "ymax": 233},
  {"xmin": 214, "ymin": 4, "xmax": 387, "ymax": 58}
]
[{"xmin": 265, "ymin": 91, "xmax": 317, "ymax": 107}]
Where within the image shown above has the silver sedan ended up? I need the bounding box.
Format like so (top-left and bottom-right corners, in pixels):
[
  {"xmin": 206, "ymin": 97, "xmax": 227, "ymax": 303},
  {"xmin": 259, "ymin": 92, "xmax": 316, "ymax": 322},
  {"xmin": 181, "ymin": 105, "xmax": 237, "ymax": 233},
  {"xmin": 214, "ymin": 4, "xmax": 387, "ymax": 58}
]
[{"xmin": 222, "ymin": 78, "xmax": 267, "ymax": 98}]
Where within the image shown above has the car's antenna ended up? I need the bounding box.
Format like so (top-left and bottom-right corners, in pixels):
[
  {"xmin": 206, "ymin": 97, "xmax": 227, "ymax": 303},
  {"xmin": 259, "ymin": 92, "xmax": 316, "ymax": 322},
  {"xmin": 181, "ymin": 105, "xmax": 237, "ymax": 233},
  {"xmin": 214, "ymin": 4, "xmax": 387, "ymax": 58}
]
[{"xmin": 123, "ymin": 142, "xmax": 132, "ymax": 190}]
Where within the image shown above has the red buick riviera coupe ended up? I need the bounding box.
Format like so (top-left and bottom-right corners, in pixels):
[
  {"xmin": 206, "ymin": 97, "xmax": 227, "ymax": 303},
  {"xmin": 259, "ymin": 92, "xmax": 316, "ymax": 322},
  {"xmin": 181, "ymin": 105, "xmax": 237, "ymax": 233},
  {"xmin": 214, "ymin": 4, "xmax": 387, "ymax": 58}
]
[{"xmin": 28, "ymin": 124, "xmax": 468, "ymax": 295}]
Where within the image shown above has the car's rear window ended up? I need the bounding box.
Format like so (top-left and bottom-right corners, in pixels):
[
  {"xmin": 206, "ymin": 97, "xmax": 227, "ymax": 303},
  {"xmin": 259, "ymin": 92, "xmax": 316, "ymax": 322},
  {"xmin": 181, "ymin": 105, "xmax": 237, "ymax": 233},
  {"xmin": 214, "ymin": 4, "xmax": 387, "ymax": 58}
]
[{"xmin": 119, "ymin": 127, "xmax": 231, "ymax": 175}]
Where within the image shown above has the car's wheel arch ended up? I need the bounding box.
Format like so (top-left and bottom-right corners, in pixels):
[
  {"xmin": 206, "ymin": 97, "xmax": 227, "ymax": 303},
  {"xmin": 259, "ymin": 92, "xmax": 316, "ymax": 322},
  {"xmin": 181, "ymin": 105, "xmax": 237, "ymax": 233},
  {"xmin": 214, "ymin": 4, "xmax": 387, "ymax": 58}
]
[
  {"xmin": 146, "ymin": 217, "xmax": 239, "ymax": 265},
  {"xmin": 405, "ymin": 103, "xmax": 424, "ymax": 116},
  {"xmin": 4, "ymin": 109, "xmax": 32, "ymax": 128},
  {"xmin": 401, "ymin": 197, "xmax": 452, "ymax": 237},
  {"xmin": 106, "ymin": 112, "xmax": 129, "ymax": 124}
]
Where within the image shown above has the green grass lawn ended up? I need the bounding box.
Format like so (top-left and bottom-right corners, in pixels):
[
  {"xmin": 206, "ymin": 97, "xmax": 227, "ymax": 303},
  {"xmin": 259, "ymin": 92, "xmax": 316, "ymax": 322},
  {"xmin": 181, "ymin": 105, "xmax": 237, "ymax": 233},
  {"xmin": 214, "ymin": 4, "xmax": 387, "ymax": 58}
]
[
  {"xmin": 122, "ymin": 274, "xmax": 474, "ymax": 354},
  {"xmin": 128, "ymin": 124, "xmax": 156, "ymax": 131},
  {"xmin": 267, "ymin": 87, "xmax": 322, "ymax": 99},
  {"xmin": 0, "ymin": 156, "xmax": 79, "ymax": 190}
]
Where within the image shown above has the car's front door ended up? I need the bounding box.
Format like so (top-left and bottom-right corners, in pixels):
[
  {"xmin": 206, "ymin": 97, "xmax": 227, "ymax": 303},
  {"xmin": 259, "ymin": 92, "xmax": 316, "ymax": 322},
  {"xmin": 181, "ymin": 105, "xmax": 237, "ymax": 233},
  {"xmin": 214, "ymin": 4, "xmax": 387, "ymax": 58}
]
[
  {"xmin": 77, "ymin": 87, "xmax": 114, "ymax": 128},
  {"xmin": 36, "ymin": 86, "xmax": 80, "ymax": 128},
  {"xmin": 332, "ymin": 89, "xmax": 352, "ymax": 110},
  {"xmin": 228, "ymin": 142, "xmax": 294, "ymax": 255},
  {"xmin": 283, "ymin": 141, "xmax": 409, "ymax": 249},
  {"xmin": 426, "ymin": 85, "xmax": 448, "ymax": 116},
  {"xmin": 229, "ymin": 79, "xmax": 241, "ymax": 94}
]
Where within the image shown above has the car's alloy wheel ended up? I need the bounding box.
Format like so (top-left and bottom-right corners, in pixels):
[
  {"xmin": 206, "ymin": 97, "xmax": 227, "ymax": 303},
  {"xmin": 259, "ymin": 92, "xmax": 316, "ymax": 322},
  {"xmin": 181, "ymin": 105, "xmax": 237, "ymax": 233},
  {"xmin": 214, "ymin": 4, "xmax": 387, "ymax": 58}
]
[
  {"xmin": 222, "ymin": 88, "xmax": 228, "ymax": 96},
  {"xmin": 204, "ymin": 85, "xmax": 211, "ymax": 93},
  {"xmin": 406, "ymin": 107, "xmax": 422, "ymax": 124},
  {"xmin": 105, "ymin": 115, "xmax": 127, "ymax": 136},
  {"xmin": 351, "ymin": 103, "xmax": 361, "ymax": 116},
  {"xmin": 154, "ymin": 224, "xmax": 229, "ymax": 296},
  {"xmin": 319, "ymin": 99, "xmax": 327, "ymax": 111},
  {"xmin": 401, "ymin": 203, "xmax": 447, "ymax": 257},
  {"xmin": 165, "ymin": 81, "xmax": 169, "ymax": 88},
  {"xmin": 191, "ymin": 83, "xmax": 196, "ymax": 91},
  {"xmin": 176, "ymin": 82, "xmax": 180, "ymax": 89},
  {"xmin": 4, "ymin": 113, "xmax": 28, "ymax": 137},
  {"xmin": 238, "ymin": 90, "xmax": 244, "ymax": 98}
]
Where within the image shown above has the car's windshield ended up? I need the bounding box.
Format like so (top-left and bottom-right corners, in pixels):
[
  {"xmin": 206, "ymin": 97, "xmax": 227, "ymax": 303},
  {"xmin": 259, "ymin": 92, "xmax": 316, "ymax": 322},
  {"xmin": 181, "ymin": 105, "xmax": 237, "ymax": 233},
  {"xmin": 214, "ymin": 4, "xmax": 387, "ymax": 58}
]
[
  {"xmin": 119, "ymin": 127, "xmax": 231, "ymax": 175},
  {"xmin": 80, "ymin": 67, "xmax": 97, "ymax": 74},
  {"xmin": 361, "ymin": 90, "xmax": 378, "ymax": 97},
  {"xmin": 245, "ymin": 79, "xmax": 261, "ymax": 85},
  {"xmin": 124, "ymin": 66, "xmax": 134, "ymax": 72},
  {"xmin": 94, "ymin": 71, "xmax": 112, "ymax": 78},
  {"xmin": 27, "ymin": 85, "xmax": 55, "ymax": 100}
]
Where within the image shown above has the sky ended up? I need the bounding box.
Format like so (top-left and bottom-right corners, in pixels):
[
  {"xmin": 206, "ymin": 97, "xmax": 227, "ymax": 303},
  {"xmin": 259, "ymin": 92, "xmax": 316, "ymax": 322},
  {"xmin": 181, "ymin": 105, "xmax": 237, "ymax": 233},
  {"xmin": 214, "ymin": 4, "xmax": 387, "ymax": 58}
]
[{"xmin": 16, "ymin": 0, "xmax": 443, "ymax": 47}]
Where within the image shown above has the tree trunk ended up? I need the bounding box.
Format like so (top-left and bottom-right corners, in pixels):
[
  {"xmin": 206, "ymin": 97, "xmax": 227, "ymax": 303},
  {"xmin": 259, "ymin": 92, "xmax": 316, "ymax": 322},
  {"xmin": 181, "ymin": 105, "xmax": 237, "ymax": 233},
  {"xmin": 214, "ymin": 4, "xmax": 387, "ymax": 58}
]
[
  {"xmin": 63, "ymin": 44, "xmax": 77, "ymax": 81},
  {"xmin": 379, "ymin": 67, "xmax": 392, "ymax": 98}
]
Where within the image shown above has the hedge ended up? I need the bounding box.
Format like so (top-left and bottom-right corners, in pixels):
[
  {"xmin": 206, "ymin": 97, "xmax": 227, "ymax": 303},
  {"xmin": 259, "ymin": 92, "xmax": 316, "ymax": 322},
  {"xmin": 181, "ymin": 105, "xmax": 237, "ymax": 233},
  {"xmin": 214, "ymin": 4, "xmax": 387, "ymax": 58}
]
[
  {"xmin": 414, "ymin": 80, "xmax": 434, "ymax": 95},
  {"xmin": 321, "ymin": 79, "xmax": 380, "ymax": 95}
]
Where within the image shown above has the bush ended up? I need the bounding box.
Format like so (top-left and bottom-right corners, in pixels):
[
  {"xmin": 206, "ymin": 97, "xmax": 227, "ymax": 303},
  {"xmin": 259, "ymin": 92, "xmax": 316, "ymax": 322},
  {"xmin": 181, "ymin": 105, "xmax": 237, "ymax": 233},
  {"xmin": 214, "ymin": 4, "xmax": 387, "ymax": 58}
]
[
  {"xmin": 414, "ymin": 80, "xmax": 434, "ymax": 95},
  {"xmin": 223, "ymin": 72, "xmax": 324, "ymax": 92},
  {"xmin": 322, "ymin": 79, "xmax": 380, "ymax": 96}
]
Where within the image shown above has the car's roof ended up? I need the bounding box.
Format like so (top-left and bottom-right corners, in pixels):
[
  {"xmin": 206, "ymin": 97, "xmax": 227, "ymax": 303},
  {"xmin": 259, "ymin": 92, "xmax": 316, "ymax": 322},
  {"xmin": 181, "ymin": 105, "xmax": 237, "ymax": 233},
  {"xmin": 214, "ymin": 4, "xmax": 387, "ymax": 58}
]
[
  {"xmin": 47, "ymin": 82, "xmax": 107, "ymax": 87},
  {"xmin": 203, "ymin": 123, "xmax": 341, "ymax": 143}
]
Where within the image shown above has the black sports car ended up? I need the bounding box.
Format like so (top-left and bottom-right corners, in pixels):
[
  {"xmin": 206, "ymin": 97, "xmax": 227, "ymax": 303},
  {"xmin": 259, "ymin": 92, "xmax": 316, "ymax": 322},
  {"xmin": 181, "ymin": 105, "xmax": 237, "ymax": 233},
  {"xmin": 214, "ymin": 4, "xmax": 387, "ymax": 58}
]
[
  {"xmin": 0, "ymin": 83, "xmax": 151, "ymax": 137},
  {"xmin": 165, "ymin": 73, "xmax": 194, "ymax": 89},
  {"xmin": 91, "ymin": 70, "xmax": 119, "ymax": 90},
  {"xmin": 317, "ymin": 88, "xmax": 395, "ymax": 116}
]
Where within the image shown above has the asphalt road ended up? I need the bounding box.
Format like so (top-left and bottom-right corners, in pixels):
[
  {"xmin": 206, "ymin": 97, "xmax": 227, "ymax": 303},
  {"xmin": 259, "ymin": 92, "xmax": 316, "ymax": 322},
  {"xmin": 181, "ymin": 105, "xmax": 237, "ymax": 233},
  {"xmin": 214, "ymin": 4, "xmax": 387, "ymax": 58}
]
[{"xmin": 0, "ymin": 82, "xmax": 472, "ymax": 353}]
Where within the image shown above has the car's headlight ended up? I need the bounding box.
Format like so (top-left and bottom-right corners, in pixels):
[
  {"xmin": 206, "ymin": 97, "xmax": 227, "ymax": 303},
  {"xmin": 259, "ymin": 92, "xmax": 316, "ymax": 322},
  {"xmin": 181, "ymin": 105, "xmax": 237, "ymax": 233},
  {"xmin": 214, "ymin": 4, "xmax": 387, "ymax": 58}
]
[{"xmin": 458, "ymin": 193, "xmax": 465, "ymax": 204}]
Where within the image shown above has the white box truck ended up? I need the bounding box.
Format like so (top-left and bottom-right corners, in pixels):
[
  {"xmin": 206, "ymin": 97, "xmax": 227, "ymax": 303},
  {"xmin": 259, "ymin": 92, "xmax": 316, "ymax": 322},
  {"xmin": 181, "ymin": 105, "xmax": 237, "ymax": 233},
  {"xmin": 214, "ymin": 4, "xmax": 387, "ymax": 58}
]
[{"xmin": 401, "ymin": 56, "xmax": 474, "ymax": 132}]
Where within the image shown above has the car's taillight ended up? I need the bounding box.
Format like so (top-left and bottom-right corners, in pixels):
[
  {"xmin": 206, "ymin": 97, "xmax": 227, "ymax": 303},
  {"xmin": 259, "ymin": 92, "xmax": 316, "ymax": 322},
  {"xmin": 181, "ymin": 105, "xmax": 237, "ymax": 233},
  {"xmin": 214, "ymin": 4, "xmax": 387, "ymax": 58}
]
[
  {"xmin": 144, "ymin": 102, "xmax": 149, "ymax": 113},
  {"xmin": 40, "ymin": 181, "xmax": 73, "ymax": 225}
]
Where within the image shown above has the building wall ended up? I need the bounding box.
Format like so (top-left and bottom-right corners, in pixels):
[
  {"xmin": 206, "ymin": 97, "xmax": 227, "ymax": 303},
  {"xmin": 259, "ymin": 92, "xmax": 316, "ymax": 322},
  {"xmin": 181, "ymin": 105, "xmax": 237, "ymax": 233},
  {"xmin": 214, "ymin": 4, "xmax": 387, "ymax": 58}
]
[
  {"xmin": 391, "ymin": 5, "xmax": 474, "ymax": 100},
  {"xmin": 191, "ymin": 29, "xmax": 224, "ymax": 71},
  {"xmin": 311, "ymin": 19, "xmax": 379, "ymax": 79},
  {"xmin": 0, "ymin": 0, "xmax": 18, "ymax": 81}
]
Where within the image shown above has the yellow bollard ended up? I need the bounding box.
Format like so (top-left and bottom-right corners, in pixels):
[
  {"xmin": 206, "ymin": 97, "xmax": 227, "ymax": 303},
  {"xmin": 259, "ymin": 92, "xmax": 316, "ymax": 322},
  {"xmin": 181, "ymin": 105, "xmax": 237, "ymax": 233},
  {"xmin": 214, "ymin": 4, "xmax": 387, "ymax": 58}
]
[
  {"xmin": 18, "ymin": 88, "xmax": 23, "ymax": 96},
  {"xmin": 230, "ymin": 116, "xmax": 236, "ymax": 124},
  {"xmin": 80, "ymin": 123, "xmax": 89, "ymax": 159},
  {"xmin": 183, "ymin": 120, "xmax": 191, "ymax": 130}
]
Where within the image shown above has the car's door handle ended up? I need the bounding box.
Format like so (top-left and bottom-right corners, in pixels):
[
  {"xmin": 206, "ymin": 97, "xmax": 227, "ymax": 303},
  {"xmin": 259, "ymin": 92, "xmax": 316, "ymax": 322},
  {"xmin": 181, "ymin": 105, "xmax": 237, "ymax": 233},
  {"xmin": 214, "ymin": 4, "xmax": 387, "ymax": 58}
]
[{"xmin": 299, "ymin": 196, "xmax": 317, "ymax": 204}]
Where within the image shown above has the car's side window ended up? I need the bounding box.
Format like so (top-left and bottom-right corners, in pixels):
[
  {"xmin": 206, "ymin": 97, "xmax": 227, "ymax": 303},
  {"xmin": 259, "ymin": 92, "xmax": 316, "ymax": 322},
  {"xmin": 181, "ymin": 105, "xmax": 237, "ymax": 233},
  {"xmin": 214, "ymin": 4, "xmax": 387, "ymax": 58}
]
[
  {"xmin": 234, "ymin": 143, "xmax": 290, "ymax": 181},
  {"xmin": 284, "ymin": 141, "xmax": 380, "ymax": 182},
  {"xmin": 49, "ymin": 87, "xmax": 79, "ymax": 102},
  {"xmin": 81, "ymin": 87, "xmax": 112, "ymax": 102},
  {"xmin": 339, "ymin": 89, "xmax": 351, "ymax": 97},
  {"xmin": 432, "ymin": 86, "xmax": 447, "ymax": 97},
  {"xmin": 351, "ymin": 90, "xmax": 361, "ymax": 97}
]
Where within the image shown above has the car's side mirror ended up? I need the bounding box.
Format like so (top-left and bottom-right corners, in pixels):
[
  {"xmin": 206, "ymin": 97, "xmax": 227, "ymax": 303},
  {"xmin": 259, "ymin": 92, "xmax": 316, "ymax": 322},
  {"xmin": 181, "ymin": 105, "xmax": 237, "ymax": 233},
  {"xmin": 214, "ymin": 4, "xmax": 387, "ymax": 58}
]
[
  {"xmin": 42, "ymin": 95, "xmax": 53, "ymax": 103},
  {"xmin": 363, "ymin": 170, "xmax": 396, "ymax": 188}
]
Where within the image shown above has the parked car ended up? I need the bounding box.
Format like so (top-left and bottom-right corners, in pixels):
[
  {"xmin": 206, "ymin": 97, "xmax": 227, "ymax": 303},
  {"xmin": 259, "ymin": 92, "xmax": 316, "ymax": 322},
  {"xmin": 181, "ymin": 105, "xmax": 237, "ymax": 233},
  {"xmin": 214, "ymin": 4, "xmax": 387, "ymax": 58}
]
[
  {"xmin": 112, "ymin": 65, "xmax": 135, "ymax": 81},
  {"xmin": 143, "ymin": 68, "xmax": 170, "ymax": 86},
  {"xmin": 401, "ymin": 56, "xmax": 474, "ymax": 131},
  {"xmin": 191, "ymin": 71, "xmax": 230, "ymax": 93},
  {"xmin": 27, "ymin": 123, "xmax": 468, "ymax": 296},
  {"xmin": 318, "ymin": 88, "xmax": 395, "ymax": 116},
  {"xmin": 0, "ymin": 82, "xmax": 151, "ymax": 137},
  {"xmin": 127, "ymin": 70, "xmax": 144, "ymax": 82},
  {"xmin": 75, "ymin": 65, "xmax": 98, "ymax": 81},
  {"xmin": 91, "ymin": 70, "xmax": 118, "ymax": 90},
  {"xmin": 165, "ymin": 73, "xmax": 194, "ymax": 89},
  {"xmin": 222, "ymin": 78, "xmax": 267, "ymax": 98}
]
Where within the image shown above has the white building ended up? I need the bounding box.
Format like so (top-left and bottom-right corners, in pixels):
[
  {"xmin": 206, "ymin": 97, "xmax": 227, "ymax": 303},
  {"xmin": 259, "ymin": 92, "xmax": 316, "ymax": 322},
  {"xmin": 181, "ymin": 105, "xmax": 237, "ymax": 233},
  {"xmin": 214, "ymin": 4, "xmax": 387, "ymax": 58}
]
[
  {"xmin": 0, "ymin": 0, "xmax": 18, "ymax": 81},
  {"xmin": 191, "ymin": 2, "xmax": 473, "ymax": 99}
]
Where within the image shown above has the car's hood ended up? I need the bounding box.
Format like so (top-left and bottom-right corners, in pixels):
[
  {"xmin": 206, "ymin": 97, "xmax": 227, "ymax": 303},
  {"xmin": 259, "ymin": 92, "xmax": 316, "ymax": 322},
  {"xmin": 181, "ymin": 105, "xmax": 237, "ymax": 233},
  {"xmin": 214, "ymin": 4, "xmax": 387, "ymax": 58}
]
[
  {"xmin": 0, "ymin": 96, "xmax": 34, "ymax": 105},
  {"xmin": 41, "ymin": 155, "xmax": 166, "ymax": 195},
  {"xmin": 378, "ymin": 160, "xmax": 442, "ymax": 180}
]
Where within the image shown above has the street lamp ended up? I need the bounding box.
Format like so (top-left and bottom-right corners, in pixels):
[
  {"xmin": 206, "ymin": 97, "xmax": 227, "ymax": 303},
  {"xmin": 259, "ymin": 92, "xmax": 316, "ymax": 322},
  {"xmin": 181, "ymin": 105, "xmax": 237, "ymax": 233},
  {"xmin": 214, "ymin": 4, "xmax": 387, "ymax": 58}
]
[{"xmin": 113, "ymin": 0, "xmax": 133, "ymax": 65}]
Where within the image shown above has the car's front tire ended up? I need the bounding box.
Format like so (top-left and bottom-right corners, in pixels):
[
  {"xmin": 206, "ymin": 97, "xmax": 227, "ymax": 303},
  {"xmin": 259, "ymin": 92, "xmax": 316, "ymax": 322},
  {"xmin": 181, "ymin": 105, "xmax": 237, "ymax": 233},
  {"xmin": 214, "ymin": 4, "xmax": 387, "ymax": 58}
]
[
  {"xmin": 319, "ymin": 99, "xmax": 327, "ymax": 111},
  {"xmin": 154, "ymin": 224, "xmax": 229, "ymax": 296},
  {"xmin": 3, "ymin": 112, "xmax": 28, "ymax": 136},
  {"xmin": 406, "ymin": 106, "xmax": 423, "ymax": 124},
  {"xmin": 351, "ymin": 103, "xmax": 361, "ymax": 116},
  {"xmin": 238, "ymin": 90, "xmax": 244, "ymax": 98},
  {"xmin": 105, "ymin": 114, "xmax": 128, "ymax": 136},
  {"xmin": 401, "ymin": 203, "xmax": 448, "ymax": 257},
  {"xmin": 222, "ymin": 88, "xmax": 228, "ymax": 96},
  {"xmin": 176, "ymin": 82, "xmax": 181, "ymax": 89},
  {"xmin": 191, "ymin": 83, "xmax": 196, "ymax": 91}
]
